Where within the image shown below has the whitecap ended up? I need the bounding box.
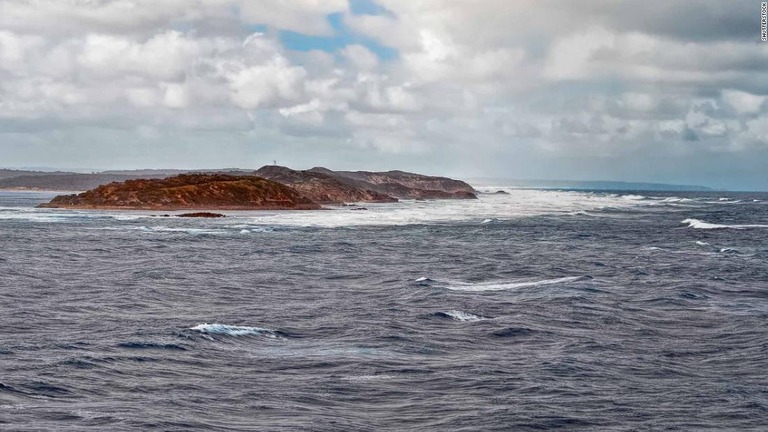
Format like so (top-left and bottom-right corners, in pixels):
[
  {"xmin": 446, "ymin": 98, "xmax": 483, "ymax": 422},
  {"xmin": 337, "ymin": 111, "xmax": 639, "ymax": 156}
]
[
  {"xmin": 189, "ymin": 323, "xmax": 278, "ymax": 338},
  {"xmin": 481, "ymin": 218, "xmax": 494, "ymax": 224},
  {"xmin": 444, "ymin": 275, "xmax": 591, "ymax": 292},
  {"xmin": 440, "ymin": 310, "xmax": 486, "ymax": 322},
  {"xmin": 695, "ymin": 241, "xmax": 710, "ymax": 246},
  {"xmin": 415, "ymin": 277, "xmax": 431, "ymax": 282},
  {"xmin": 110, "ymin": 214, "xmax": 149, "ymax": 221},
  {"xmin": 622, "ymin": 195, "xmax": 646, "ymax": 200},
  {"xmin": 682, "ymin": 219, "xmax": 768, "ymax": 230}
]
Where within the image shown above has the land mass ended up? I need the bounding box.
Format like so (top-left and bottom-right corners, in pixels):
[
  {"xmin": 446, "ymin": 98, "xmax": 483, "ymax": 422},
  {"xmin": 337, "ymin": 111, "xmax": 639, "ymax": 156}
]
[
  {"xmin": 37, "ymin": 166, "xmax": 478, "ymax": 210},
  {"xmin": 255, "ymin": 166, "xmax": 477, "ymax": 202},
  {"xmin": 471, "ymin": 179, "xmax": 715, "ymax": 192},
  {"xmin": 307, "ymin": 167, "xmax": 477, "ymax": 200},
  {"xmin": 39, "ymin": 174, "xmax": 321, "ymax": 210},
  {"xmin": 253, "ymin": 166, "xmax": 398, "ymax": 204}
]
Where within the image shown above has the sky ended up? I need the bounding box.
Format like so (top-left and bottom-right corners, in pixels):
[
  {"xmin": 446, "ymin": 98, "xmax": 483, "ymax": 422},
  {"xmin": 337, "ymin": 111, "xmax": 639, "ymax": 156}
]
[{"xmin": 0, "ymin": 0, "xmax": 767, "ymax": 190}]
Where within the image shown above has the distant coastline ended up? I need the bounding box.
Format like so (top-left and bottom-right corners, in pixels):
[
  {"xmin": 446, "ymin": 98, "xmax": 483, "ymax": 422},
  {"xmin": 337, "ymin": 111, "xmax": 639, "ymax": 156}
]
[
  {"xmin": 1, "ymin": 168, "xmax": 718, "ymax": 193},
  {"xmin": 469, "ymin": 178, "xmax": 715, "ymax": 192}
]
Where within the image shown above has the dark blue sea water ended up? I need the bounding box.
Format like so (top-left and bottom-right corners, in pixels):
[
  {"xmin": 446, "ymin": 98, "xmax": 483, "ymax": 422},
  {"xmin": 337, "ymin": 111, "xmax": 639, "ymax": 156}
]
[{"xmin": 1, "ymin": 189, "xmax": 767, "ymax": 431}]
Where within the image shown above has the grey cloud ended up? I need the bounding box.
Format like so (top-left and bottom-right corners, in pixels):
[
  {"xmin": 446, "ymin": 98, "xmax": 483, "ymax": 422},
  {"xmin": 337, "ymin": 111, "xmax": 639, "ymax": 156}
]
[{"xmin": 0, "ymin": 0, "xmax": 766, "ymax": 190}]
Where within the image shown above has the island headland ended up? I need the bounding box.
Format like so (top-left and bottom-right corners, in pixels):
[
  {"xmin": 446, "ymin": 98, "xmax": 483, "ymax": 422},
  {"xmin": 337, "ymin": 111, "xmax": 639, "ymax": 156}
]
[
  {"xmin": 38, "ymin": 166, "xmax": 478, "ymax": 210},
  {"xmin": 38, "ymin": 173, "xmax": 321, "ymax": 210}
]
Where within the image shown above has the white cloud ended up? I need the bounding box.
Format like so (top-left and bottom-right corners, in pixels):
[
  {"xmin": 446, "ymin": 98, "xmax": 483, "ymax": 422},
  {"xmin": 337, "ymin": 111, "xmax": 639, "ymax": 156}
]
[
  {"xmin": 228, "ymin": 56, "xmax": 307, "ymax": 109},
  {"xmin": 0, "ymin": 0, "xmax": 765, "ymax": 188},
  {"xmin": 722, "ymin": 90, "xmax": 766, "ymax": 114}
]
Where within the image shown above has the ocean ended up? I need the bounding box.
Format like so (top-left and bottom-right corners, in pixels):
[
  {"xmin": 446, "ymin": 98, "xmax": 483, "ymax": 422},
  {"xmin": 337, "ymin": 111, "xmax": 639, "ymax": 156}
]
[{"xmin": 1, "ymin": 188, "xmax": 767, "ymax": 431}]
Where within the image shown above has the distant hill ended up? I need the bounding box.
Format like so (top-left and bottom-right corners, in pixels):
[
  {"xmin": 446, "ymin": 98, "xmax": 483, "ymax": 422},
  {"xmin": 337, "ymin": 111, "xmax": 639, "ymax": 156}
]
[
  {"xmin": 0, "ymin": 169, "xmax": 254, "ymax": 191},
  {"xmin": 0, "ymin": 173, "xmax": 173, "ymax": 191},
  {"xmin": 0, "ymin": 169, "xmax": 75, "ymax": 180},
  {"xmin": 473, "ymin": 179, "xmax": 714, "ymax": 192}
]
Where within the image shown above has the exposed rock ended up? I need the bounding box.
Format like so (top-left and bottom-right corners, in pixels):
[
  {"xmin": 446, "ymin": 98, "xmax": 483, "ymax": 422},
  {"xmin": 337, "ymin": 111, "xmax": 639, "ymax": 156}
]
[
  {"xmin": 254, "ymin": 165, "xmax": 398, "ymax": 204},
  {"xmin": 307, "ymin": 167, "xmax": 477, "ymax": 200},
  {"xmin": 177, "ymin": 212, "xmax": 226, "ymax": 218},
  {"xmin": 493, "ymin": 190, "xmax": 510, "ymax": 195},
  {"xmin": 38, "ymin": 174, "xmax": 321, "ymax": 210}
]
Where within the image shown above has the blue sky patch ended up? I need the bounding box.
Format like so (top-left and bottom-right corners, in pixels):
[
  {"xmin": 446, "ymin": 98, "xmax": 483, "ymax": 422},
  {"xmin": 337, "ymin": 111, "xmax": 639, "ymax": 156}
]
[
  {"xmin": 349, "ymin": 0, "xmax": 391, "ymax": 16},
  {"xmin": 279, "ymin": 12, "xmax": 397, "ymax": 60}
]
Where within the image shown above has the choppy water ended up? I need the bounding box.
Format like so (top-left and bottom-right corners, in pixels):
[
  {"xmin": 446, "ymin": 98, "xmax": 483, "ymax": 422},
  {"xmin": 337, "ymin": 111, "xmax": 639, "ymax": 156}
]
[{"xmin": 1, "ymin": 188, "xmax": 767, "ymax": 431}]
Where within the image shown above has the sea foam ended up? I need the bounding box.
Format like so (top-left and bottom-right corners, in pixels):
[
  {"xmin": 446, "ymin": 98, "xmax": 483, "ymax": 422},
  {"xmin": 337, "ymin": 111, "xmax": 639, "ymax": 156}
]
[
  {"xmin": 438, "ymin": 310, "xmax": 486, "ymax": 322},
  {"xmin": 190, "ymin": 323, "xmax": 278, "ymax": 338},
  {"xmin": 444, "ymin": 275, "xmax": 591, "ymax": 292},
  {"xmin": 682, "ymin": 219, "xmax": 768, "ymax": 230}
]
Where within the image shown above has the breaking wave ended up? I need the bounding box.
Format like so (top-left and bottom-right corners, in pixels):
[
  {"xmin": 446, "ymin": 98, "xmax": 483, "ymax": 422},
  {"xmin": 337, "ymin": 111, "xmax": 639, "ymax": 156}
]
[
  {"xmin": 443, "ymin": 275, "xmax": 592, "ymax": 292},
  {"xmin": 682, "ymin": 219, "xmax": 768, "ymax": 230},
  {"xmin": 190, "ymin": 323, "xmax": 279, "ymax": 338},
  {"xmin": 434, "ymin": 310, "xmax": 487, "ymax": 322}
]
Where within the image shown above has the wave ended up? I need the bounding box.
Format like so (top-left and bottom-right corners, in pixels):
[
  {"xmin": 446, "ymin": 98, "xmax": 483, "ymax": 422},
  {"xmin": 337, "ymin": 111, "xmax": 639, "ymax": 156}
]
[
  {"xmin": 492, "ymin": 327, "xmax": 536, "ymax": 337},
  {"xmin": 340, "ymin": 374, "xmax": 395, "ymax": 382},
  {"xmin": 0, "ymin": 188, "xmax": 669, "ymax": 229},
  {"xmin": 682, "ymin": 219, "xmax": 768, "ymax": 230},
  {"xmin": 228, "ymin": 224, "xmax": 276, "ymax": 233},
  {"xmin": 570, "ymin": 210, "xmax": 592, "ymax": 216},
  {"xmin": 434, "ymin": 310, "xmax": 486, "ymax": 322},
  {"xmin": 189, "ymin": 323, "xmax": 278, "ymax": 338},
  {"xmin": 622, "ymin": 195, "xmax": 646, "ymax": 200},
  {"xmin": 135, "ymin": 226, "xmax": 230, "ymax": 235},
  {"xmin": 660, "ymin": 197, "xmax": 694, "ymax": 203},
  {"xmin": 110, "ymin": 214, "xmax": 149, "ymax": 221},
  {"xmin": 443, "ymin": 275, "xmax": 592, "ymax": 292},
  {"xmin": 237, "ymin": 227, "xmax": 274, "ymax": 234},
  {"xmin": 719, "ymin": 248, "xmax": 741, "ymax": 254},
  {"xmin": 117, "ymin": 342, "xmax": 187, "ymax": 351}
]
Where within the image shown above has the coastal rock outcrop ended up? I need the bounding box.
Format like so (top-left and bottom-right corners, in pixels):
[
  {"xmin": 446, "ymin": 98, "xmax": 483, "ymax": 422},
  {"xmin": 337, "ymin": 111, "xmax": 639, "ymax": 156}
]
[
  {"xmin": 254, "ymin": 166, "xmax": 398, "ymax": 204},
  {"xmin": 254, "ymin": 165, "xmax": 477, "ymax": 201},
  {"xmin": 39, "ymin": 174, "xmax": 321, "ymax": 210},
  {"xmin": 307, "ymin": 167, "xmax": 478, "ymax": 200}
]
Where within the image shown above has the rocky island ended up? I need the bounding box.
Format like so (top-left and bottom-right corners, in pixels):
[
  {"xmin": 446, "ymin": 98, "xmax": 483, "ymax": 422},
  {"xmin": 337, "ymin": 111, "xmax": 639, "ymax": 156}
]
[
  {"xmin": 307, "ymin": 167, "xmax": 477, "ymax": 200},
  {"xmin": 253, "ymin": 166, "xmax": 398, "ymax": 204},
  {"xmin": 39, "ymin": 174, "xmax": 321, "ymax": 210},
  {"xmin": 38, "ymin": 166, "xmax": 478, "ymax": 210}
]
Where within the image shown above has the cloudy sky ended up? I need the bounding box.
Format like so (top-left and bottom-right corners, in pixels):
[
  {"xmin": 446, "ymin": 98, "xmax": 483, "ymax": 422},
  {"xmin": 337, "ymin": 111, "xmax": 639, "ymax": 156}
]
[{"xmin": 0, "ymin": 0, "xmax": 766, "ymax": 189}]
